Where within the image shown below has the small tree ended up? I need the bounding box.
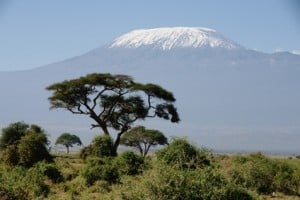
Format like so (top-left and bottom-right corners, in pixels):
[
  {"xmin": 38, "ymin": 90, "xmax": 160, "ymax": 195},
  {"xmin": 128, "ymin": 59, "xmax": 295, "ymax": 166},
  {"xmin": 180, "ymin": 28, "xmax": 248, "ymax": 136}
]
[
  {"xmin": 47, "ymin": 73, "xmax": 179, "ymax": 153},
  {"xmin": 120, "ymin": 126, "xmax": 168, "ymax": 157},
  {"xmin": 55, "ymin": 133, "xmax": 82, "ymax": 153}
]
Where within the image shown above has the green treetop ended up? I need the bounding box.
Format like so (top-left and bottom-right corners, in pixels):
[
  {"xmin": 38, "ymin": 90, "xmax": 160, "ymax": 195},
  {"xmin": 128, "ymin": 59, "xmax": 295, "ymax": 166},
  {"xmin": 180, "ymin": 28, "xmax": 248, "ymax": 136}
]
[
  {"xmin": 55, "ymin": 133, "xmax": 82, "ymax": 153},
  {"xmin": 120, "ymin": 126, "xmax": 168, "ymax": 157}
]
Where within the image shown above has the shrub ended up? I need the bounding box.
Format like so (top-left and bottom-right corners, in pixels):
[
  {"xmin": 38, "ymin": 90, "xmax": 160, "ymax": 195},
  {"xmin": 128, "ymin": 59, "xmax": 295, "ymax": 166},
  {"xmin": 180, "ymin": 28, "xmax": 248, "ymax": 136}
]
[
  {"xmin": 0, "ymin": 122, "xmax": 29, "ymax": 149},
  {"xmin": 230, "ymin": 152, "xmax": 300, "ymax": 195},
  {"xmin": 0, "ymin": 165, "xmax": 50, "ymax": 199},
  {"xmin": 273, "ymin": 161, "xmax": 300, "ymax": 195},
  {"xmin": 116, "ymin": 151, "xmax": 145, "ymax": 175},
  {"xmin": 0, "ymin": 185, "xmax": 23, "ymax": 200},
  {"xmin": 1, "ymin": 145, "xmax": 19, "ymax": 166},
  {"xmin": 18, "ymin": 132, "xmax": 52, "ymax": 167},
  {"xmin": 231, "ymin": 153, "xmax": 277, "ymax": 194},
  {"xmin": 114, "ymin": 161, "xmax": 253, "ymax": 200},
  {"xmin": 33, "ymin": 161, "xmax": 63, "ymax": 183},
  {"xmin": 221, "ymin": 185, "xmax": 255, "ymax": 200},
  {"xmin": 82, "ymin": 157, "xmax": 119, "ymax": 185},
  {"xmin": 79, "ymin": 145, "xmax": 93, "ymax": 160},
  {"xmin": 0, "ymin": 122, "xmax": 52, "ymax": 168},
  {"xmin": 80, "ymin": 135, "xmax": 115, "ymax": 160},
  {"xmin": 156, "ymin": 138, "xmax": 211, "ymax": 169}
]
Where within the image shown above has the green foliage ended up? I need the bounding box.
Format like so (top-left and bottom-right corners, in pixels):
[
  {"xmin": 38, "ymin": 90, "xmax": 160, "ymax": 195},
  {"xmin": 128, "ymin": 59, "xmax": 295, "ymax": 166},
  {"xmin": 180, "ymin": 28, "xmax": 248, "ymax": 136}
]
[
  {"xmin": 221, "ymin": 185, "xmax": 255, "ymax": 200},
  {"xmin": 82, "ymin": 157, "xmax": 119, "ymax": 185},
  {"xmin": 33, "ymin": 161, "xmax": 63, "ymax": 183},
  {"xmin": 0, "ymin": 122, "xmax": 52, "ymax": 168},
  {"xmin": 18, "ymin": 132, "xmax": 52, "ymax": 167},
  {"xmin": 0, "ymin": 122, "xmax": 29, "ymax": 149},
  {"xmin": 231, "ymin": 152, "xmax": 300, "ymax": 195},
  {"xmin": 120, "ymin": 126, "xmax": 168, "ymax": 156},
  {"xmin": 47, "ymin": 73, "xmax": 180, "ymax": 152},
  {"xmin": 0, "ymin": 185, "xmax": 22, "ymax": 200},
  {"xmin": 1, "ymin": 145, "xmax": 19, "ymax": 166},
  {"xmin": 91, "ymin": 135, "xmax": 116, "ymax": 157},
  {"xmin": 56, "ymin": 132, "xmax": 82, "ymax": 153},
  {"xmin": 0, "ymin": 164, "xmax": 50, "ymax": 199},
  {"xmin": 80, "ymin": 135, "xmax": 116, "ymax": 160},
  {"xmin": 79, "ymin": 145, "xmax": 93, "ymax": 160},
  {"xmin": 115, "ymin": 161, "xmax": 254, "ymax": 200},
  {"xmin": 156, "ymin": 138, "xmax": 211, "ymax": 169},
  {"xmin": 116, "ymin": 151, "xmax": 145, "ymax": 175}
]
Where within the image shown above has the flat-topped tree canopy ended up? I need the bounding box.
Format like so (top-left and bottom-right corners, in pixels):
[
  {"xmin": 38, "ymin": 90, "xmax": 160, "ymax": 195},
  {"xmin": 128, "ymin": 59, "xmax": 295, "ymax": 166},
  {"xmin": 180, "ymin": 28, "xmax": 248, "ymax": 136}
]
[{"xmin": 47, "ymin": 73, "xmax": 179, "ymax": 152}]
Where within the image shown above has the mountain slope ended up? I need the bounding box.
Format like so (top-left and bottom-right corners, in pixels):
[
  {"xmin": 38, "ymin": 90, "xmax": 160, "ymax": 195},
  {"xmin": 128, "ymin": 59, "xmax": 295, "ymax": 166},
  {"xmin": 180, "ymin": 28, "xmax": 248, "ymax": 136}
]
[{"xmin": 0, "ymin": 27, "xmax": 299, "ymax": 153}]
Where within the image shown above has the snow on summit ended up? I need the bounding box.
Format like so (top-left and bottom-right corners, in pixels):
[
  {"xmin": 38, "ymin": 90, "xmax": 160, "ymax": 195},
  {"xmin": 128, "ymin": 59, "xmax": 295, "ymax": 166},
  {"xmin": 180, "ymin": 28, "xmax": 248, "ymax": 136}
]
[{"xmin": 109, "ymin": 27, "xmax": 242, "ymax": 50}]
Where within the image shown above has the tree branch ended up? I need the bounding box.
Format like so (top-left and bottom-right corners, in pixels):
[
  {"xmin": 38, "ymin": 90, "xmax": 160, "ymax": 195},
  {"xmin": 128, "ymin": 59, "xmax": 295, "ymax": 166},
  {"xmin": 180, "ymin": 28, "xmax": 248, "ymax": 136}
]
[{"xmin": 92, "ymin": 87, "xmax": 107, "ymax": 110}]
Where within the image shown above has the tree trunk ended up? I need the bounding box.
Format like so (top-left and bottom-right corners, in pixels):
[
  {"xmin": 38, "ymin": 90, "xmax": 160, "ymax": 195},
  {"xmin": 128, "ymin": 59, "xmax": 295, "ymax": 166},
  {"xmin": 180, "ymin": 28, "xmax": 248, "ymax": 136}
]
[
  {"xmin": 101, "ymin": 125, "xmax": 109, "ymax": 135},
  {"xmin": 66, "ymin": 146, "xmax": 69, "ymax": 154},
  {"xmin": 144, "ymin": 144, "xmax": 152, "ymax": 157},
  {"xmin": 113, "ymin": 131, "xmax": 124, "ymax": 154}
]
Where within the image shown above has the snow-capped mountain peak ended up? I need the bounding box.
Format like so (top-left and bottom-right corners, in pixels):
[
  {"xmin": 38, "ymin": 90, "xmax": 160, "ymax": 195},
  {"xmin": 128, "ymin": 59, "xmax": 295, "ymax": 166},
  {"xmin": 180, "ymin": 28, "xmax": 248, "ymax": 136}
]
[{"xmin": 109, "ymin": 27, "xmax": 242, "ymax": 50}]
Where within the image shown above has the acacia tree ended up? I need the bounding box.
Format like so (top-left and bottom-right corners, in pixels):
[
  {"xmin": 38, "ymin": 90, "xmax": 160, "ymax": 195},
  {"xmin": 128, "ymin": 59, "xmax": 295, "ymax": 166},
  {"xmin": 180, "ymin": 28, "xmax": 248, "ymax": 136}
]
[
  {"xmin": 120, "ymin": 126, "xmax": 168, "ymax": 157},
  {"xmin": 47, "ymin": 73, "xmax": 179, "ymax": 153},
  {"xmin": 55, "ymin": 133, "xmax": 82, "ymax": 153}
]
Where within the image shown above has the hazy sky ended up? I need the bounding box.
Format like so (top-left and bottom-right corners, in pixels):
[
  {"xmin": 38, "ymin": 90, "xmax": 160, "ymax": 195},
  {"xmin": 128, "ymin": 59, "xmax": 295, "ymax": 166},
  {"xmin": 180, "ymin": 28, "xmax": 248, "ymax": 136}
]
[{"xmin": 0, "ymin": 0, "xmax": 299, "ymax": 71}]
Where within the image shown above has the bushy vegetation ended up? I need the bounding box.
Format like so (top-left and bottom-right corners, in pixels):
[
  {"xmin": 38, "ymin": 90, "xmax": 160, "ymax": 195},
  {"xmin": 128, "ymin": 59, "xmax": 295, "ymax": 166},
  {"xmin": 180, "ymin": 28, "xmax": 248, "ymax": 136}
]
[
  {"xmin": 82, "ymin": 157, "xmax": 120, "ymax": 185},
  {"xmin": 156, "ymin": 137, "xmax": 211, "ymax": 169},
  {"xmin": 107, "ymin": 139, "xmax": 255, "ymax": 200},
  {"xmin": 0, "ymin": 163, "xmax": 54, "ymax": 199},
  {"xmin": 81, "ymin": 151, "xmax": 145, "ymax": 186},
  {"xmin": 115, "ymin": 151, "xmax": 145, "ymax": 175},
  {"xmin": 80, "ymin": 135, "xmax": 116, "ymax": 160},
  {"xmin": 230, "ymin": 152, "xmax": 300, "ymax": 196},
  {"xmin": 0, "ymin": 129, "xmax": 299, "ymax": 199},
  {"xmin": 0, "ymin": 122, "xmax": 52, "ymax": 167}
]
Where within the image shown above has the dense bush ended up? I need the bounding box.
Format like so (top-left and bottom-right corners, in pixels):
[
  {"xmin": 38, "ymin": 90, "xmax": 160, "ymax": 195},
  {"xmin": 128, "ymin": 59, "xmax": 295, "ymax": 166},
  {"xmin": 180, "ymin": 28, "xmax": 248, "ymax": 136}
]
[
  {"xmin": 221, "ymin": 185, "xmax": 255, "ymax": 200},
  {"xmin": 0, "ymin": 164, "xmax": 50, "ymax": 199},
  {"xmin": 116, "ymin": 151, "xmax": 145, "ymax": 175},
  {"xmin": 82, "ymin": 157, "xmax": 119, "ymax": 185},
  {"xmin": 18, "ymin": 132, "xmax": 52, "ymax": 167},
  {"xmin": 113, "ymin": 161, "xmax": 254, "ymax": 200},
  {"xmin": 0, "ymin": 122, "xmax": 29, "ymax": 149},
  {"xmin": 0, "ymin": 122, "xmax": 52, "ymax": 167},
  {"xmin": 80, "ymin": 135, "xmax": 116, "ymax": 160},
  {"xmin": 156, "ymin": 138, "xmax": 211, "ymax": 169},
  {"xmin": 33, "ymin": 161, "xmax": 63, "ymax": 183},
  {"xmin": 105, "ymin": 140, "xmax": 254, "ymax": 200},
  {"xmin": 1, "ymin": 145, "xmax": 19, "ymax": 166},
  {"xmin": 230, "ymin": 152, "xmax": 300, "ymax": 195},
  {"xmin": 0, "ymin": 185, "xmax": 23, "ymax": 200}
]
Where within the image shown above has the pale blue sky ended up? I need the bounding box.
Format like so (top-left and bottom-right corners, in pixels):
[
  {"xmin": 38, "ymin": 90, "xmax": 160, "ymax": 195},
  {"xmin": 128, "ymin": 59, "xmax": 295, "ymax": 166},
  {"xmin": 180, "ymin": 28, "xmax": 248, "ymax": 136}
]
[{"xmin": 0, "ymin": 0, "xmax": 299, "ymax": 71}]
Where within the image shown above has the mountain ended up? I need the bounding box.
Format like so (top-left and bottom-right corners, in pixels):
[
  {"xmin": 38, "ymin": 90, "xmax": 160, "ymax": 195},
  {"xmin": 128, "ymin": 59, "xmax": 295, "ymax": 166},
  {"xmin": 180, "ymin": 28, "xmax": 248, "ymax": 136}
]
[
  {"xmin": 109, "ymin": 27, "xmax": 242, "ymax": 50},
  {"xmin": 1, "ymin": 27, "xmax": 300, "ymax": 154}
]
